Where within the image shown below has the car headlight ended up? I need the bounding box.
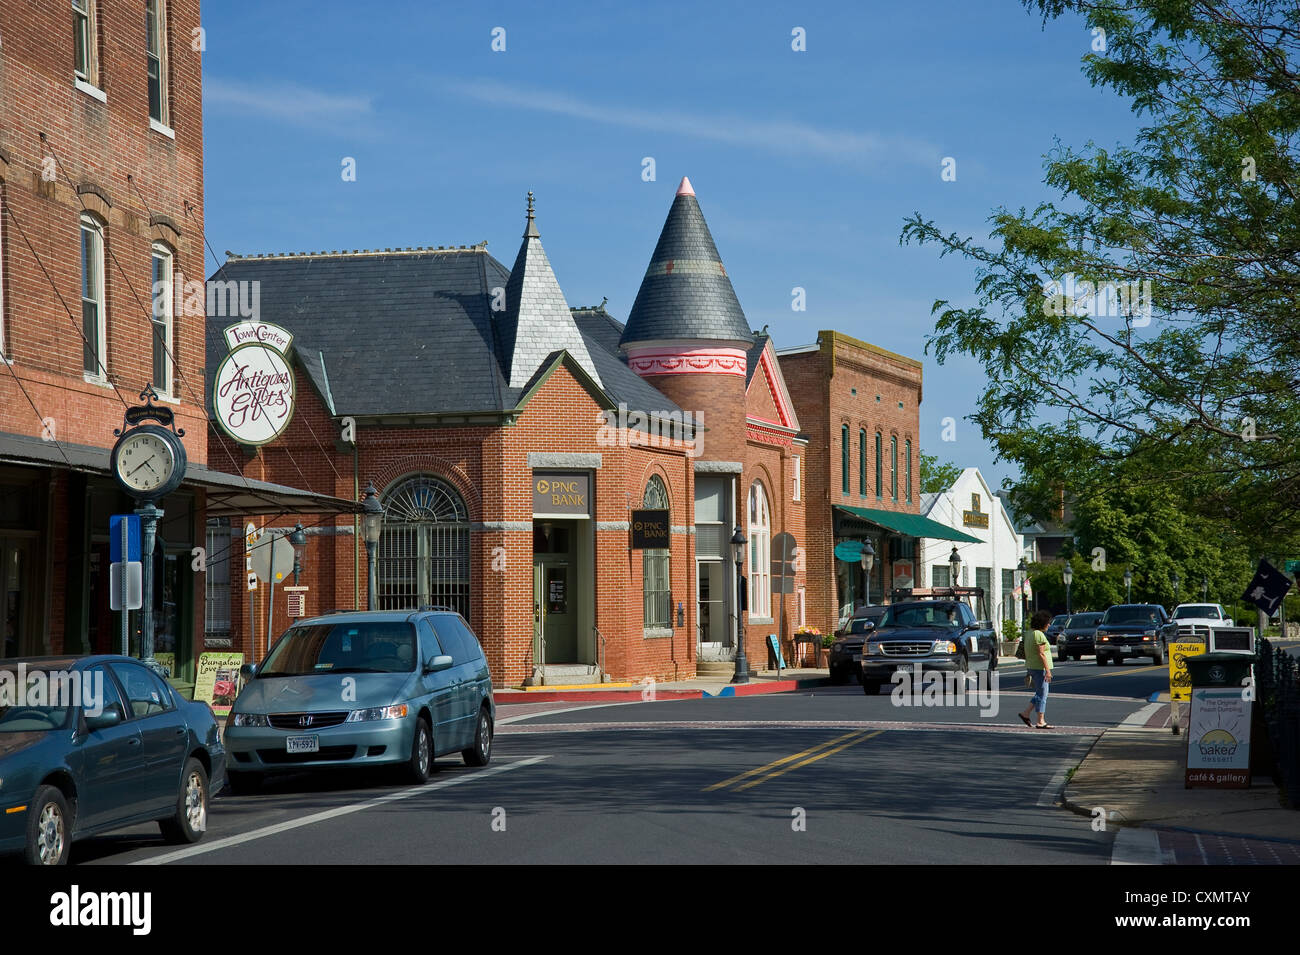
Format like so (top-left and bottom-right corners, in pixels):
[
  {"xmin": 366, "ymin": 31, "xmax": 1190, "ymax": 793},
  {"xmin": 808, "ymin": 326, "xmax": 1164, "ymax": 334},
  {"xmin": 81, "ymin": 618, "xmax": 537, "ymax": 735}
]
[
  {"xmin": 933, "ymin": 640, "xmax": 958, "ymax": 654},
  {"xmin": 833, "ymin": 642, "xmax": 845, "ymax": 652},
  {"xmin": 1097, "ymin": 634, "xmax": 1110, "ymax": 641},
  {"xmin": 231, "ymin": 712, "xmax": 269, "ymax": 727},
  {"xmin": 346, "ymin": 704, "xmax": 409, "ymax": 723}
]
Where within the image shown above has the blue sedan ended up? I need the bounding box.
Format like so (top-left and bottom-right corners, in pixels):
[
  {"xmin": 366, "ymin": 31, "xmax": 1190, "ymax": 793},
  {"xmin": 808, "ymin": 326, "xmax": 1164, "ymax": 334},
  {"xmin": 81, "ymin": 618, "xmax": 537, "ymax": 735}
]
[
  {"xmin": 224, "ymin": 609, "xmax": 495, "ymax": 792},
  {"xmin": 0, "ymin": 655, "xmax": 226, "ymax": 865}
]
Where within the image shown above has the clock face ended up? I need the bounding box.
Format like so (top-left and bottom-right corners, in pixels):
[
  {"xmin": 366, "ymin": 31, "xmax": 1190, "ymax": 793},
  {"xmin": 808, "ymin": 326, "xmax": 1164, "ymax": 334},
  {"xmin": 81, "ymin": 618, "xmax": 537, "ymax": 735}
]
[{"xmin": 114, "ymin": 430, "xmax": 177, "ymax": 495}]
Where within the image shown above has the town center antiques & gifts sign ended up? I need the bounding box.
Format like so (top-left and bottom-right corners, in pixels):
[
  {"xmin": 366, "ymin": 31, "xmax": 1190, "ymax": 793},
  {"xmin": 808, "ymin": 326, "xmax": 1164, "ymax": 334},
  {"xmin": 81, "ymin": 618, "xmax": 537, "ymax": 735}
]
[{"xmin": 212, "ymin": 321, "xmax": 297, "ymax": 445}]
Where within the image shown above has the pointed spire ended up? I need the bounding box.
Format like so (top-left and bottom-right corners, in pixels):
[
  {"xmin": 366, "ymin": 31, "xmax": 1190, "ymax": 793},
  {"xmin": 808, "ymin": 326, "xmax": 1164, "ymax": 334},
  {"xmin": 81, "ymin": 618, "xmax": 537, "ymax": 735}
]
[
  {"xmin": 621, "ymin": 179, "xmax": 753, "ymax": 348},
  {"xmin": 497, "ymin": 194, "xmax": 602, "ymax": 389}
]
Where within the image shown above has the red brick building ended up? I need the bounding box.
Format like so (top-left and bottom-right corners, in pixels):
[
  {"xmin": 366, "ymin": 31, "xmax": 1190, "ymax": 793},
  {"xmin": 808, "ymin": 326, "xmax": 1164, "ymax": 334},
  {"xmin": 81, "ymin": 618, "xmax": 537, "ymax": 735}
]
[
  {"xmin": 777, "ymin": 331, "xmax": 976, "ymax": 639},
  {"xmin": 207, "ymin": 179, "xmax": 812, "ymax": 685}
]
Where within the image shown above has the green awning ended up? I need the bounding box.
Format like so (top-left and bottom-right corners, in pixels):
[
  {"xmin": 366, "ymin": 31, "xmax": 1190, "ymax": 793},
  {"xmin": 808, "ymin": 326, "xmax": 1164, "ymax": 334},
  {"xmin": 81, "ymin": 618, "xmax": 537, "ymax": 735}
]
[{"xmin": 834, "ymin": 504, "xmax": 982, "ymax": 543}]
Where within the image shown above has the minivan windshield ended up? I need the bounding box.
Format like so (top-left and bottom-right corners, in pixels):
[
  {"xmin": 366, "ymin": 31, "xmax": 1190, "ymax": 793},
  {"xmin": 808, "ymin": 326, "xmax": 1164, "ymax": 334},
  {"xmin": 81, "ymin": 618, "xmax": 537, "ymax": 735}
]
[
  {"xmin": 261, "ymin": 622, "xmax": 418, "ymax": 676},
  {"xmin": 1101, "ymin": 606, "xmax": 1160, "ymax": 625}
]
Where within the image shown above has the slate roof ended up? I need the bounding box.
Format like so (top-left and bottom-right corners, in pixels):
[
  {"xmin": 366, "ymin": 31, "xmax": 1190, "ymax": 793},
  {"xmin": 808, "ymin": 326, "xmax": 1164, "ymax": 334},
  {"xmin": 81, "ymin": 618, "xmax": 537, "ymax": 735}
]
[{"xmin": 621, "ymin": 179, "xmax": 755, "ymax": 347}]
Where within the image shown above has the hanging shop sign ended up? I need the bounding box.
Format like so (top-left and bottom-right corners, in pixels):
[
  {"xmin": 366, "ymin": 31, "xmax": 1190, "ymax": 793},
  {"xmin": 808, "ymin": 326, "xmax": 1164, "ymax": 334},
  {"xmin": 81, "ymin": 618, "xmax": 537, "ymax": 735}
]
[
  {"xmin": 631, "ymin": 509, "xmax": 670, "ymax": 549},
  {"xmin": 213, "ymin": 321, "xmax": 296, "ymax": 446}
]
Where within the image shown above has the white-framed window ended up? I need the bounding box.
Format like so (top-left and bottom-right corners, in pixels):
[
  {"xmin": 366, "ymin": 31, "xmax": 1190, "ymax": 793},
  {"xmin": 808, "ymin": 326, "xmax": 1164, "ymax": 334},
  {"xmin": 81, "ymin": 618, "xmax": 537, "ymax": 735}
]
[
  {"xmin": 80, "ymin": 214, "xmax": 107, "ymax": 379},
  {"xmin": 0, "ymin": 189, "xmax": 6, "ymax": 360},
  {"xmin": 151, "ymin": 243, "xmax": 174, "ymax": 397},
  {"xmin": 748, "ymin": 480, "xmax": 771, "ymax": 620},
  {"xmin": 642, "ymin": 476, "xmax": 671, "ymax": 630},
  {"xmin": 797, "ymin": 586, "xmax": 806, "ymax": 628},
  {"xmin": 73, "ymin": 0, "xmax": 98, "ymax": 86},
  {"xmin": 204, "ymin": 520, "xmax": 232, "ymax": 638},
  {"xmin": 146, "ymin": 0, "xmax": 169, "ymax": 126},
  {"xmin": 792, "ymin": 455, "xmax": 801, "ymax": 502}
]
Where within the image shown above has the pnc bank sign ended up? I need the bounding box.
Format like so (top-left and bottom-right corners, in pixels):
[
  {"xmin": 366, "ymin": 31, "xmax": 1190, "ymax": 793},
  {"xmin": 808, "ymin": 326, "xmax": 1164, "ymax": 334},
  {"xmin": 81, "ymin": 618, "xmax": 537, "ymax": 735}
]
[{"xmin": 533, "ymin": 471, "xmax": 590, "ymax": 516}]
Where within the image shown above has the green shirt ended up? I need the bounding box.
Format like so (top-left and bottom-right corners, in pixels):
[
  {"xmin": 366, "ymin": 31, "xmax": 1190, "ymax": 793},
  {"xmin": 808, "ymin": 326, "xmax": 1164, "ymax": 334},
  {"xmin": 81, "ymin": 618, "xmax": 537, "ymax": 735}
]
[{"xmin": 1025, "ymin": 629, "xmax": 1053, "ymax": 671}]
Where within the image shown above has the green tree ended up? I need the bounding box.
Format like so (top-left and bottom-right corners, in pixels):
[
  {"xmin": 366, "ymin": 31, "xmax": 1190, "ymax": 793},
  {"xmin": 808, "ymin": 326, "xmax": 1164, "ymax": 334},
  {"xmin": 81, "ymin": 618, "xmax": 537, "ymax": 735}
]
[
  {"xmin": 900, "ymin": 0, "xmax": 1300, "ymax": 555},
  {"xmin": 919, "ymin": 452, "xmax": 963, "ymax": 493}
]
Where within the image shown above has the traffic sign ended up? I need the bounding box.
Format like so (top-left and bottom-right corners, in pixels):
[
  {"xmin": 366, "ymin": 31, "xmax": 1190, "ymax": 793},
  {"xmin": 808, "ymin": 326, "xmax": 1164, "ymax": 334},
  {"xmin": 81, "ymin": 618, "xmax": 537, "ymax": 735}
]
[
  {"xmin": 109, "ymin": 515, "xmax": 141, "ymax": 563},
  {"xmin": 109, "ymin": 561, "xmax": 143, "ymax": 610},
  {"xmin": 250, "ymin": 532, "xmax": 295, "ymax": 584},
  {"xmin": 771, "ymin": 532, "xmax": 797, "ymax": 594}
]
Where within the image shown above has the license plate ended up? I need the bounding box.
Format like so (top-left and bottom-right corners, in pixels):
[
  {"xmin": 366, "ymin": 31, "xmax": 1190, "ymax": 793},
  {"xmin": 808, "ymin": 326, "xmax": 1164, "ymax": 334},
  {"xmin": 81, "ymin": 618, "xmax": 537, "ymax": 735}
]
[
  {"xmin": 895, "ymin": 663, "xmax": 914, "ymax": 672},
  {"xmin": 286, "ymin": 735, "xmax": 319, "ymax": 753},
  {"xmin": 1120, "ymin": 646, "xmax": 1132, "ymax": 654}
]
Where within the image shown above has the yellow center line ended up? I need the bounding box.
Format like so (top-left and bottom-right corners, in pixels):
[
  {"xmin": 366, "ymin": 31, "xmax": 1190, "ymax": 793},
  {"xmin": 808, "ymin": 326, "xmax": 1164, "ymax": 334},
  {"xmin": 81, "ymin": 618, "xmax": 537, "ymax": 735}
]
[
  {"xmin": 703, "ymin": 729, "xmax": 869, "ymax": 792},
  {"xmin": 734, "ymin": 730, "xmax": 884, "ymax": 791}
]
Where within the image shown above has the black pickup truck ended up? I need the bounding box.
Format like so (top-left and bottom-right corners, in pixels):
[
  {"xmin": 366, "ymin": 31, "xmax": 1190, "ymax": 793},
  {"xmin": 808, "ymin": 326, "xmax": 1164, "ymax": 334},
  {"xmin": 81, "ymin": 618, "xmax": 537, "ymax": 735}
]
[
  {"xmin": 1093, "ymin": 603, "xmax": 1176, "ymax": 665},
  {"xmin": 859, "ymin": 588, "xmax": 999, "ymax": 695}
]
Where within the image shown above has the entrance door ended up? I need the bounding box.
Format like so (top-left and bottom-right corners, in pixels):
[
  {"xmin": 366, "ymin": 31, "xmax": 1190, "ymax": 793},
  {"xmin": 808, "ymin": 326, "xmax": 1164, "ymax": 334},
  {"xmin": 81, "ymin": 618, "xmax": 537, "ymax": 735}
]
[
  {"xmin": 533, "ymin": 559, "xmax": 575, "ymax": 662},
  {"xmin": 0, "ymin": 538, "xmax": 33, "ymax": 658},
  {"xmin": 697, "ymin": 559, "xmax": 729, "ymax": 660}
]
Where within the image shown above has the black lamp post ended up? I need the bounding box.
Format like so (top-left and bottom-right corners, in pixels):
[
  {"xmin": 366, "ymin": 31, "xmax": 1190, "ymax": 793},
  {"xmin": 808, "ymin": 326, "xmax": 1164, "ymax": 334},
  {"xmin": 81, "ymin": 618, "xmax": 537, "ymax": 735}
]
[
  {"xmin": 948, "ymin": 546, "xmax": 962, "ymax": 591},
  {"xmin": 860, "ymin": 540, "xmax": 875, "ymax": 606},
  {"xmin": 731, "ymin": 526, "xmax": 749, "ymax": 684},
  {"xmin": 1202, "ymin": 575, "xmax": 1209, "ymax": 602},
  {"xmin": 361, "ymin": 483, "xmax": 384, "ymax": 611},
  {"xmin": 289, "ymin": 522, "xmax": 307, "ymax": 586},
  {"xmin": 1062, "ymin": 562, "xmax": 1073, "ymax": 615},
  {"xmin": 1171, "ymin": 571, "xmax": 1180, "ymax": 607},
  {"xmin": 1124, "ymin": 568, "xmax": 1133, "ymax": 603},
  {"xmin": 1016, "ymin": 558, "xmax": 1029, "ymax": 640}
]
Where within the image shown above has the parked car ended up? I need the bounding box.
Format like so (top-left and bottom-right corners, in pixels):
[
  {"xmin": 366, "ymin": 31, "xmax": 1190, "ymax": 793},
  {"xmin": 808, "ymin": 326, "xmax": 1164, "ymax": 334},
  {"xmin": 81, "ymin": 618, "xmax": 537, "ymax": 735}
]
[
  {"xmin": 1044, "ymin": 614, "xmax": 1071, "ymax": 657},
  {"xmin": 1057, "ymin": 612, "xmax": 1103, "ymax": 660},
  {"xmin": 1093, "ymin": 604, "xmax": 1175, "ymax": 665},
  {"xmin": 860, "ymin": 594, "xmax": 998, "ymax": 695},
  {"xmin": 828, "ymin": 606, "xmax": 888, "ymax": 684},
  {"xmin": 1170, "ymin": 603, "xmax": 1234, "ymax": 639},
  {"xmin": 224, "ymin": 609, "xmax": 495, "ymax": 792},
  {"xmin": 0, "ymin": 655, "xmax": 225, "ymax": 865}
]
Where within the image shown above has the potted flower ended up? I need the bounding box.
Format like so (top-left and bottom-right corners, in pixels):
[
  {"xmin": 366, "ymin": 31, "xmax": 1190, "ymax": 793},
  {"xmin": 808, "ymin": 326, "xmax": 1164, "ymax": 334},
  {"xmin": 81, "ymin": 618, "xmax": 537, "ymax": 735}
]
[{"xmin": 794, "ymin": 625, "xmax": 823, "ymax": 667}]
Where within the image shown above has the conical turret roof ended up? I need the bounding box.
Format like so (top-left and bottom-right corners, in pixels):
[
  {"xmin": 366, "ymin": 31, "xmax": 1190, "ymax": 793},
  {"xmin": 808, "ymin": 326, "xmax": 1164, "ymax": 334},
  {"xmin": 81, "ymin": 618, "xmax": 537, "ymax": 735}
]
[{"xmin": 620, "ymin": 178, "xmax": 754, "ymax": 348}]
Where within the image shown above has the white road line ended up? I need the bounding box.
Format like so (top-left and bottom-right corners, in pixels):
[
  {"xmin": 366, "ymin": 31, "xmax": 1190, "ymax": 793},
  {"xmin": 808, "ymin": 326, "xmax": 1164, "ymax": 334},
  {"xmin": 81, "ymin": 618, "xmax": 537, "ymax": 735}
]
[
  {"xmin": 1037, "ymin": 740, "xmax": 1093, "ymax": 807},
  {"xmin": 133, "ymin": 755, "xmax": 551, "ymax": 865},
  {"xmin": 501, "ymin": 719, "xmax": 1102, "ymax": 735},
  {"xmin": 1111, "ymin": 828, "xmax": 1173, "ymax": 865},
  {"xmin": 1120, "ymin": 702, "xmax": 1164, "ymax": 728},
  {"xmin": 497, "ymin": 701, "xmax": 640, "ymax": 725}
]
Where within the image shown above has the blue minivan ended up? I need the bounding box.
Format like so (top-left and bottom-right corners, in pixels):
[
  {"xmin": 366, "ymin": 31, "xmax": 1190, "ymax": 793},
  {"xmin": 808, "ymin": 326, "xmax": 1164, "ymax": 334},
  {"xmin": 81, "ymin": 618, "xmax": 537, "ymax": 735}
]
[{"xmin": 224, "ymin": 609, "xmax": 494, "ymax": 792}]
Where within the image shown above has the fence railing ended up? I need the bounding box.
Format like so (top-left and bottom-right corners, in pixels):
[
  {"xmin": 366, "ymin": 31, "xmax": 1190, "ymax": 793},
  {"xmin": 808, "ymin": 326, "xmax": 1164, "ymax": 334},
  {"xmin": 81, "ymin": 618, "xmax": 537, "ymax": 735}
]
[{"xmin": 1258, "ymin": 638, "xmax": 1300, "ymax": 809}]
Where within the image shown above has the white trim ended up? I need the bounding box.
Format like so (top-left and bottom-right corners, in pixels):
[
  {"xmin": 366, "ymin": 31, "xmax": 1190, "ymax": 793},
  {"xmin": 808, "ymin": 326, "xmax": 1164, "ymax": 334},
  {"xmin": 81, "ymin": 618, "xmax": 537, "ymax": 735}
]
[
  {"xmin": 792, "ymin": 454, "xmax": 801, "ymax": 502},
  {"xmin": 80, "ymin": 214, "xmax": 107, "ymax": 381},
  {"xmin": 151, "ymin": 243, "xmax": 174, "ymax": 400},
  {"xmin": 149, "ymin": 119, "xmax": 176, "ymax": 140},
  {"xmin": 74, "ymin": 78, "xmax": 107, "ymax": 103}
]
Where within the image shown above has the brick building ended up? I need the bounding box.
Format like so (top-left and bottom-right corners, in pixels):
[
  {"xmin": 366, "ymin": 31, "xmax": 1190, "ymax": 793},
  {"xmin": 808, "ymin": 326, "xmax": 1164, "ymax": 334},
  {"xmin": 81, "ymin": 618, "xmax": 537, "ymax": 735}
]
[
  {"xmin": 0, "ymin": 0, "xmax": 345, "ymax": 681},
  {"xmin": 207, "ymin": 179, "xmax": 812, "ymax": 685},
  {"xmin": 777, "ymin": 331, "xmax": 977, "ymax": 638}
]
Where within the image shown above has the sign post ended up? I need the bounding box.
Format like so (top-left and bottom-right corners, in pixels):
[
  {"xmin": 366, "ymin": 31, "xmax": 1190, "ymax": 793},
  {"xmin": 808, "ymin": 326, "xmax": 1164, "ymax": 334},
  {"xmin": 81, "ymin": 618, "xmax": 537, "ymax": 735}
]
[
  {"xmin": 771, "ymin": 532, "xmax": 797, "ymax": 675},
  {"xmin": 109, "ymin": 515, "xmax": 142, "ymax": 654}
]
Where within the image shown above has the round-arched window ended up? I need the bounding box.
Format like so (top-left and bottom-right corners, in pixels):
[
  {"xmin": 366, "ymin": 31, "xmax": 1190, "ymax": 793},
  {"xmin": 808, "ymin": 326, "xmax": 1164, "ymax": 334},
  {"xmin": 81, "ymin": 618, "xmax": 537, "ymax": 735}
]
[
  {"xmin": 748, "ymin": 480, "xmax": 771, "ymax": 619},
  {"xmin": 643, "ymin": 476, "xmax": 670, "ymax": 629},
  {"xmin": 377, "ymin": 475, "xmax": 471, "ymax": 615}
]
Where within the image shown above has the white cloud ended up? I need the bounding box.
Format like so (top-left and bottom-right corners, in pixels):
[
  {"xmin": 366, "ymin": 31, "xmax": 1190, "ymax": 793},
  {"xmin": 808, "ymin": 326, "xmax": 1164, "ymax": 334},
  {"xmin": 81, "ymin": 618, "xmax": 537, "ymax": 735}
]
[
  {"xmin": 450, "ymin": 79, "xmax": 937, "ymax": 168},
  {"xmin": 206, "ymin": 78, "xmax": 374, "ymax": 125}
]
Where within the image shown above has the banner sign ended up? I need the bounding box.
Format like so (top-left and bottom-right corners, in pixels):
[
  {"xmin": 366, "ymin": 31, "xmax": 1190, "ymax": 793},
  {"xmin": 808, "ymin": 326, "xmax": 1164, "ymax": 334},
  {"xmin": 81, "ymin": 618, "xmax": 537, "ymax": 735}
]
[
  {"xmin": 1242, "ymin": 558, "xmax": 1291, "ymax": 615},
  {"xmin": 532, "ymin": 471, "xmax": 590, "ymax": 517},
  {"xmin": 631, "ymin": 509, "xmax": 670, "ymax": 549},
  {"xmin": 194, "ymin": 652, "xmax": 245, "ymax": 716},
  {"xmin": 213, "ymin": 322, "xmax": 296, "ymax": 446},
  {"xmin": 1168, "ymin": 640, "xmax": 1206, "ymax": 702},
  {"xmin": 1186, "ymin": 689, "xmax": 1252, "ymax": 788}
]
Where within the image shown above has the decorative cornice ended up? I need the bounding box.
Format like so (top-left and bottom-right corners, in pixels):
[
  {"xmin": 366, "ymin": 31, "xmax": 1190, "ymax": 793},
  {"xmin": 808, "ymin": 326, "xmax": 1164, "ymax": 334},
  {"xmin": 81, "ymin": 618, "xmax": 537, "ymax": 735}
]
[
  {"xmin": 746, "ymin": 422, "xmax": 794, "ymax": 448},
  {"xmin": 694, "ymin": 460, "xmax": 743, "ymax": 474},
  {"xmin": 528, "ymin": 452, "xmax": 602, "ymax": 469},
  {"xmin": 627, "ymin": 345, "xmax": 747, "ymax": 378}
]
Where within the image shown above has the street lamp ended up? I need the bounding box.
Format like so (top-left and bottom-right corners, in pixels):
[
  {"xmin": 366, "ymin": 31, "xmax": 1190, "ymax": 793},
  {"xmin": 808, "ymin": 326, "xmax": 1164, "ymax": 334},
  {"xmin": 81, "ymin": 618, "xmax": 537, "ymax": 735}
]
[
  {"xmin": 1016, "ymin": 558, "xmax": 1029, "ymax": 640},
  {"xmin": 1062, "ymin": 562, "xmax": 1073, "ymax": 615},
  {"xmin": 1124, "ymin": 567, "xmax": 1133, "ymax": 603},
  {"xmin": 289, "ymin": 522, "xmax": 307, "ymax": 587},
  {"xmin": 860, "ymin": 540, "xmax": 875, "ymax": 606},
  {"xmin": 1202, "ymin": 575, "xmax": 1209, "ymax": 602},
  {"xmin": 948, "ymin": 546, "xmax": 962, "ymax": 591},
  {"xmin": 361, "ymin": 482, "xmax": 384, "ymax": 611},
  {"xmin": 1171, "ymin": 571, "xmax": 1180, "ymax": 607},
  {"xmin": 731, "ymin": 526, "xmax": 750, "ymax": 684}
]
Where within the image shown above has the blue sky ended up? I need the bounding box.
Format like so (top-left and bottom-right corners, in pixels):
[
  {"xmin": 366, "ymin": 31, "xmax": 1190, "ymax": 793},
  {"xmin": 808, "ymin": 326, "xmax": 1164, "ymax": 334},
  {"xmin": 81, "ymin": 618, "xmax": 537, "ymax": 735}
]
[{"xmin": 202, "ymin": 0, "xmax": 1138, "ymax": 491}]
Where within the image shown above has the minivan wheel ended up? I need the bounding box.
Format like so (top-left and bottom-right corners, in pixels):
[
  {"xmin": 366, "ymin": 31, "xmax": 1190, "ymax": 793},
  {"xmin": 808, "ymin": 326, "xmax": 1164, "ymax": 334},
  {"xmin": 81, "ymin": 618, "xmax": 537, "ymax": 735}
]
[
  {"xmin": 407, "ymin": 718, "xmax": 433, "ymax": 784},
  {"xmin": 160, "ymin": 758, "xmax": 208, "ymax": 844},
  {"xmin": 462, "ymin": 707, "xmax": 493, "ymax": 767},
  {"xmin": 25, "ymin": 785, "xmax": 71, "ymax": 866}
]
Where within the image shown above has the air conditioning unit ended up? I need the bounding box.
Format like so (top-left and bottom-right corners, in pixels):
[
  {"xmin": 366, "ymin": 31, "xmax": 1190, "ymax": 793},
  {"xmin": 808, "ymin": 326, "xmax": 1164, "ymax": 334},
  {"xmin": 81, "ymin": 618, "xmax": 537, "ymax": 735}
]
[{"xmin": 1206, "ymin": 626, "xmax": 1255, "ymax": 654}]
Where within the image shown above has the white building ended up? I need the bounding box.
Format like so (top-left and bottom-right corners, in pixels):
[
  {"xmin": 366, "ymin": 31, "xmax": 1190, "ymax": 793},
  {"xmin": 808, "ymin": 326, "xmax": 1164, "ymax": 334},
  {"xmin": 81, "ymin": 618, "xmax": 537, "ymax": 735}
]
[{"xmin": 919, "ymin": 468, "xmax": 1026, "ymax": 637}]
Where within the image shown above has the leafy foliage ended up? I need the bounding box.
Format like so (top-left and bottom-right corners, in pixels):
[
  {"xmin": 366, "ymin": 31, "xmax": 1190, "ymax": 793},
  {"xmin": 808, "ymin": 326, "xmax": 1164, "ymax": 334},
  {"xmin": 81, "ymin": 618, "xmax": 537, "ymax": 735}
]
[{"xmin": 919, "ymin": 452, "xmax": 964, "ymax": 493}]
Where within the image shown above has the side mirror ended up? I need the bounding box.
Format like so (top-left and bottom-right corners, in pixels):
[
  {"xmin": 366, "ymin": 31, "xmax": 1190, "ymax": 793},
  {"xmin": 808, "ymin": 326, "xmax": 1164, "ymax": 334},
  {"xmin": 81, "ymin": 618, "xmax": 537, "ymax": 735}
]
[
  {"xmin": 85, "ymin": 702, "xmax": 124, "ymax": 732},
  {"xmin": 239, "ymin": 663, "xmax": 257, "ymax": 681},
  {"xmin": 424, "ymin": 654, "xmax": 454, "ymax": 673}
]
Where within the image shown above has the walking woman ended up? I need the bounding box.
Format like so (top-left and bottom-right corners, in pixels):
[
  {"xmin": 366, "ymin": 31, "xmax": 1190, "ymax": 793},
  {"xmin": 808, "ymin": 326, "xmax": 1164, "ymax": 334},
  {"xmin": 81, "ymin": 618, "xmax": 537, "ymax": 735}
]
[{"xmin": 1019, "ymin": 609, "xmax": 1055, "ymax": 728}]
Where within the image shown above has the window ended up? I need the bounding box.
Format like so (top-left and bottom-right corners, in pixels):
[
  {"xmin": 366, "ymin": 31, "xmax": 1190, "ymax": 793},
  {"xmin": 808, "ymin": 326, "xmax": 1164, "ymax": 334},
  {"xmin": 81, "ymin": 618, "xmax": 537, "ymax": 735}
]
[
  {"xmin": 932, "ymin": 565, "xmax": 951, "ymax": 588},
  {"xmin": 643, "ymin": 476, "xmax": 671, "ymax": 630},
  {"xmin": 146, "ymin": 0, "xmax": 169, "ymax": 125},
  {"xmin": 80, "ymin": 214, "xmax": 106, "ymax": 379},
  {"xmin": 840, "ymin": 425, "xmax": 849, "ymax": 494},
  {"xmin": 905, "ymin": 440, "xmax": 912, "ymax": 503},
  {"xmin": 377, "ymin": 476, "xmax": 471, "ymax": 616},
  {"xmin": 73, "ymin": 0, "xmax": 98, "ymax": 86},
  {"xmin": 874, "ymin": 432, "xmax": 882, "ymax": 498},
  {"xmin": 108, "ymin": 662, "xmax": 174, "ymax": 716},
  {"xmin": 204, "ymin": 519, "xmax": 231, "ymax": 639},
  {"xmin": 792, "ymin": 455, "xmax": 800, "ymax": 502},
  {"xmin": 151, "ymin": 243, "xmax": 173, "ymax": 396},
  {"xmin": 748, "ymin": 481, "xmax": 771, "ymax": 619},
  {"xmin": 891, "ymin": 436, "xmax": 898, "ymax": 501},
  {"xmin": 0, "ymin": 190, "xmax": 5, "ymax": 359},
  {"xmin": 858, "ymin": 429, "xmax": 866, "ymax": 496},
  {"xmin": 432, "ymin": 614, "xmax": 482, "ymax": 665},
  {"xmin": 797, "ymin": 586, "xmax": 806, "ymax": 628},
  {"xmin": 86, "ymin": 665, "xmax": 126, "ymax": 722}
]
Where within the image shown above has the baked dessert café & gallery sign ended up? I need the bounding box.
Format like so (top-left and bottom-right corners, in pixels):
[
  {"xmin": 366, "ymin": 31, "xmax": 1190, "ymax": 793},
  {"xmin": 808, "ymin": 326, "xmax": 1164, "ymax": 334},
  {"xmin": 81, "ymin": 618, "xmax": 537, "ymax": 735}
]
[{"xmin": 213, "ymin": 321, "xmax": 297, "ymax": 445}]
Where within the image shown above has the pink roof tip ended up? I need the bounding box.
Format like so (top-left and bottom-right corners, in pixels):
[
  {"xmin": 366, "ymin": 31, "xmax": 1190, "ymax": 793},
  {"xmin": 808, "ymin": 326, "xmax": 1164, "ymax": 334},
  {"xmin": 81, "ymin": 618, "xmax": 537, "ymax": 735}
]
[{"xmin": 676, "ymin": 176, "xmax": 695, "ymax": 197}]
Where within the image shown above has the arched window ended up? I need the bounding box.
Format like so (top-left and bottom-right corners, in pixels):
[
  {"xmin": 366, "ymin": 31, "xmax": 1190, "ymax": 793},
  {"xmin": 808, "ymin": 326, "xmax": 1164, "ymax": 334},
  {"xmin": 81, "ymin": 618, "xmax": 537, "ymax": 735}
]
[
  {"xmin": 874, "ymin": 432, "xmax": 883, "ymax": 498},
  {"xmin": 840, "ymin": 425, "xmax": 849, "ymax": 494},
  {"xmin": 643, "ymin": 476, "xmax": 671, "ymax": 629},
  {"xmin": 748, "ymin": 481, "xmax": 771, "ymax": 619},
  {"xmin": 377, "ymin": 475, "xmax": 471, "ymax": 616},
  {"xmin": 891, "ymin": 436, "xmax": 898, "ymax": 501}
]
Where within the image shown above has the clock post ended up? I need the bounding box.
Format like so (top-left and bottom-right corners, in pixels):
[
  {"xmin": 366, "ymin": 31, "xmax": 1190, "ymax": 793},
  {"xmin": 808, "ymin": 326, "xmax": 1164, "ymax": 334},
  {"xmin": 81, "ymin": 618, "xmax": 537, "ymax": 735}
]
[{"xmin": 110, "ymin": 386, "xmax": 188, "ymax": 669}]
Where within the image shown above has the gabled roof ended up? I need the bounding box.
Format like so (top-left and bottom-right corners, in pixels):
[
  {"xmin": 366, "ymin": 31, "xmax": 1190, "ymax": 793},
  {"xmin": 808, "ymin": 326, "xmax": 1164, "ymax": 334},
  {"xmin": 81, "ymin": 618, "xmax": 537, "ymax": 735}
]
[
  {"xmin": 621, "ymin": 177, "xmax": 754, "ymax": 347},
  {"xmin": 744, "ymin": 333, "xmax": 799, "ymax": 432}
]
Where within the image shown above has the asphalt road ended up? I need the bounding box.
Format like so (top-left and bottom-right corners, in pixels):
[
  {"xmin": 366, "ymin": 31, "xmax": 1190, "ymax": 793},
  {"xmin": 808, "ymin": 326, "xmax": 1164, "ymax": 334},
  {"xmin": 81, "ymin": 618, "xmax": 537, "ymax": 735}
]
[{"xmin": 59, "ymin": 656, "xmax": 1178, "ymax": 865}]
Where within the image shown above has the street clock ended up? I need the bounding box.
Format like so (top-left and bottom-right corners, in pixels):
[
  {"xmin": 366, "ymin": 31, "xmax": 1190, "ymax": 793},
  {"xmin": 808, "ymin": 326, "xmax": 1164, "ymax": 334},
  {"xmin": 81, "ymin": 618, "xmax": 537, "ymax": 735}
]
[{"xmin": 110, "ymin": 387, "xmax": 188, "ymax": 501}]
